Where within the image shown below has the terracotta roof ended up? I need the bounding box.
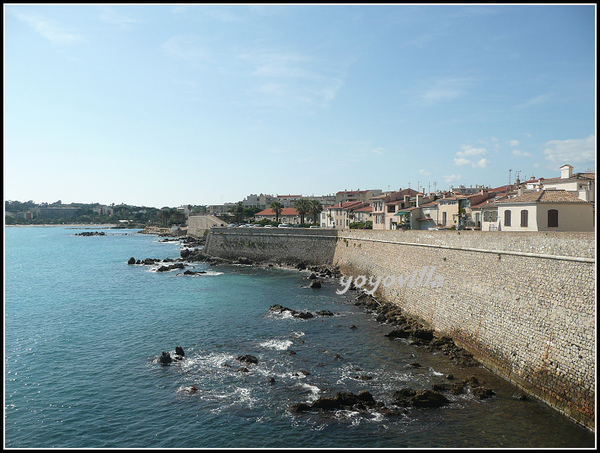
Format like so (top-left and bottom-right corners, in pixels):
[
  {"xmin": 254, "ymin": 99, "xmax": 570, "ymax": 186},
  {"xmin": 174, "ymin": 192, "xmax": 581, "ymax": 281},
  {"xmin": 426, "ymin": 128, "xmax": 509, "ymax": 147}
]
[
  {"xmin": 255, "ymin": 208, "xmax": 299, "ymax": 216},
  {"xmin": 419, "ymin": 201, "xmax": 438, "ymax": 207},
  {"xmin": 353, "ymin": 206, "xmax": 373, "ymax": 212},
  {"xmin": 496, "ymin": 190, "xmax": 587, "ymax": 204}
]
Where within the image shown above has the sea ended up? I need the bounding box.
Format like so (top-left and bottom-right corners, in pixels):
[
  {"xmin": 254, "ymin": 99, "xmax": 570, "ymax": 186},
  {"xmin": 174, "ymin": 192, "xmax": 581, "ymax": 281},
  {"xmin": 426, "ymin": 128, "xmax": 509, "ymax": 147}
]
[{"xmin": 4, "ymin": 226, "xmax": 596, "ymax": 449}]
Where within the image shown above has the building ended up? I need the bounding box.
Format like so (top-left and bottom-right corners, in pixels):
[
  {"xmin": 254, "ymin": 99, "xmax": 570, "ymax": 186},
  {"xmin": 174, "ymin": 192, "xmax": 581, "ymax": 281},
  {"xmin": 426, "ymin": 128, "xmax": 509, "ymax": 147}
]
[
  {"xmin": 371, "ymin": 188, "xmax": 420, "ymax": 230},
  {"xmin": 320, "ymin": 201, "xmax": 365, "ymax": 229},
  {"xmin": 495, "ymin": 190, "xmax": 594, "ymax": 232},
  {"xmin": 254, "ymin": 207, "xmax": 301, "ymax": 225},
  {"xmin": 522, "ymin": 164, "xmax": 595, "ymax": 202},
  {"xmin": 335, "ymin": 189, "xmax": 383, "ymax": 204}
]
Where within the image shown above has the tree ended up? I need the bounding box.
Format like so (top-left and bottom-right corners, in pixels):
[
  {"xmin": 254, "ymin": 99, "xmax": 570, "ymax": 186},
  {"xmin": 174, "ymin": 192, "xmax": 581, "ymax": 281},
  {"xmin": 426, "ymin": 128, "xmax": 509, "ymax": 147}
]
[
  {"xmin": 270, "ymin": 201, "xmax": 284, "ymax": 222},
  {"xmin": 294, "ymin": 198, "xmax": 312, "ymax": 225},
  {"xmin": 309, "ymin": 200, "xmax": 323, "ymax": 225}
]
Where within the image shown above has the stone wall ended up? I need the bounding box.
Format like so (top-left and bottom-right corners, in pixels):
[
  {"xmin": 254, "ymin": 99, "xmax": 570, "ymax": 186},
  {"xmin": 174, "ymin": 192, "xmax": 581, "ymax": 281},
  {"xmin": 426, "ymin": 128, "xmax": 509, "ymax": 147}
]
[
  {"xmin": 205, "ymin": 227, "xmax": 338, "ymax": 266},
  {"xmin": 203, "ymin": 227, "xmax": 596, "ymax": 430},
  {"xmin": 188, "ymin": 215, "xmax": 226, "ymax": 238},
  {"xmin": 333, "ymin": 230, "xmax": 595, "ymax": 430}
]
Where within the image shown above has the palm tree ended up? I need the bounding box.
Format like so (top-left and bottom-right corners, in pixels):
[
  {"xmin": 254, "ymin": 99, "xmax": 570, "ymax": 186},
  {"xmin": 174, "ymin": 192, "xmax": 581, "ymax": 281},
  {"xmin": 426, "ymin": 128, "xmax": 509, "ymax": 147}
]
[
  {"xmin": 294, "ymin": 198, "xmax": 312, "ymax": 225},
  {"xmin": 309, "ymin": 200, "xmax": 323, "ymax": 225},
  {"xmin": 270, "ymin": 201, "xmax": 284, "ymax": 223}
]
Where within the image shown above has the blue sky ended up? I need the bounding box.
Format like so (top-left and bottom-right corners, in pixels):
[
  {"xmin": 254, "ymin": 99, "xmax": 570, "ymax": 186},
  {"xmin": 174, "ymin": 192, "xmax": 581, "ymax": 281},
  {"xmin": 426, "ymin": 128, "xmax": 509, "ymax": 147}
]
[{"xmin": 4, "ymin": 4, "xmax": 596, "ymax": 208}]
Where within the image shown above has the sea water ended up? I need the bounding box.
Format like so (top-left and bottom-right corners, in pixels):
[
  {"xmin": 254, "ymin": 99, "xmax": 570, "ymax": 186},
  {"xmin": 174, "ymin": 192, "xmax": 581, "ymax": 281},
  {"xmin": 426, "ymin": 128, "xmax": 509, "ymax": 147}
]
[{"xmin": 4, "ymin": 227, "xmax": 595, "ymax": 448}]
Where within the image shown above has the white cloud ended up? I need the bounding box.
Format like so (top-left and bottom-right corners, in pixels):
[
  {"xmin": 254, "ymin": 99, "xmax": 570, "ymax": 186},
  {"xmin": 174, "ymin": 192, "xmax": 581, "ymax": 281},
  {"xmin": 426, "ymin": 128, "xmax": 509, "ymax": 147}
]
[
  {"xmin": 543, "ymin": 135, "xmax": 595, "ymax": 166},
  {"xmin": 371, "ymin": 147, "xmax": 384, "ymax": 155},
  {"xmin": 12, "ymin": 10, "xmax": 85, "ymax": 44},
  {"xmin": 509, "ymin": 140, "xmax": 520, "ymax": 147},
  {"xmin": 419, "ymin": 169, "xmax": 432, "ymax": 176},
  {"xmin": 444, "ymin": 173, "xmax": 462, "ymax": 183},
  {"xmin": 455, "ymin": 145, "xmax": 489, "ymax": 168},
  {"xmin": 457, "ymin": 145, "xmax": 487, "ymax": 157},
  {"xmin": 454, "ymin": 158, "xmax": 473, "ymax": 167}
]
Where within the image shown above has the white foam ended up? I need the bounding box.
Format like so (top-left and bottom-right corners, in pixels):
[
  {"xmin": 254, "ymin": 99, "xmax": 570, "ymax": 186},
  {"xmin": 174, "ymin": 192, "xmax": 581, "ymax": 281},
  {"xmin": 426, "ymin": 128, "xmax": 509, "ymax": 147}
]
[{"xmin": 259, "ymin": 339, "xmax": 293, "ymax": 350}]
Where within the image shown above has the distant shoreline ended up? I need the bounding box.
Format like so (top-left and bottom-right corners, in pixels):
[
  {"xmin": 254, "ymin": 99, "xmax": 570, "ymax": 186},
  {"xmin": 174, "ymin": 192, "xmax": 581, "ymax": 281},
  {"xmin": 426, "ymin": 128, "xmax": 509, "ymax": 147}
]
[{"xmin": 5, "ymin": 224, "xmax": 126, "ymax": 229}]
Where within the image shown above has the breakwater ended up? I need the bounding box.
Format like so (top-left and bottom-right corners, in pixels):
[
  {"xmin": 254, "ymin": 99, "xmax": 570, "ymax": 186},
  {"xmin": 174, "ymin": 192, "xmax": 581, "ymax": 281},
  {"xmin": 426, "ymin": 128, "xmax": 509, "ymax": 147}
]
[{"xmin": 204, "ymin": 227, "xmax": 595, "ymax": 431}]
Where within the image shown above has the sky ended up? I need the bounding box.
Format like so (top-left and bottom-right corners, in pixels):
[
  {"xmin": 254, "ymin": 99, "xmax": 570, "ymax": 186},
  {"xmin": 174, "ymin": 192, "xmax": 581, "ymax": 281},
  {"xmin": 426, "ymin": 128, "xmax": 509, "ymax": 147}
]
[{"xmin": 4, "ymin": 4, "xmax": 596, "ymax": 208}]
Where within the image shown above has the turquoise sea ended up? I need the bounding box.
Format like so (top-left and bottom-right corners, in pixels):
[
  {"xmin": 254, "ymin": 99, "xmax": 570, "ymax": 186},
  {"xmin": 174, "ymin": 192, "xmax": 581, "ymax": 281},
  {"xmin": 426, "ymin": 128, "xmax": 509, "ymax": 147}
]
[{"xmin": 4, "ymin": 226, "xmax": 595, "ymax": 448}]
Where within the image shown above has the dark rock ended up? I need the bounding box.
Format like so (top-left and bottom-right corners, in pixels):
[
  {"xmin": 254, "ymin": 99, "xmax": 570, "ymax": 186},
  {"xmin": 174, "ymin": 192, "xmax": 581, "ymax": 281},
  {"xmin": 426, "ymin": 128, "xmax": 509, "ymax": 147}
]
[
  {"xmin": 159, "ymin": 351, "xmax": 172, "ymax": 365},
  {"xmin": 175, "ymin": 346, "xmax": 185, "ymax": 357},
  {"xmin": 472, "ymin": 386, "xmax": 495, "ymax": 399},
  {"xmin": 315, "ymin": 310, "xmax": 334, "ymax": 316},
  {"xmin": 296, "ymin": 262, "xmax": 307, "ymax": 270},
  {"xmin": 393, "ymin": 388, "xmax": 417, "ymax": 407},
  {"xmin": 385, "ymin": 328, "xmax": 411, "ymax": 339},
  {"xmin": 183, "ymin": 270, "xmax": 207, "ymax": 275},
  {"xmin": 238, "ymin": 367, "xmax": 249, "ymax": 372},
  {"xmin": 293, "ymin": 311, "xmax": 314, "ymax": 319},
  {"xmin": 290, "ymin": 402, "xmax": 312, "ymax": 413},
  {"xmin": 410, "ymin": 389, "xmax": 449, "ymax": 408},
  {"xmin": 512, "ymin": 392, "xmax": 528, "ymax": 401},
  {"xmin": 236, "ymin": 257, "xmax": 253, "ymax": 265},
  {"xmin": 409, "ymin": 362, "xmax": 422, "ymax": 368},
  {"xmin": 309, "ymin": 279, "xmax": 322, "ymax": 289},
  {"xmin": 127, "ymin": 257, "xmax": 136, "ymax": 265},
  {"xmin": 308, "ymin": 273, "xmax": 317, "ymax": 279},
  {"xmin": 237, "ymin": 354, "xmax": 258, "ymax": 364}
]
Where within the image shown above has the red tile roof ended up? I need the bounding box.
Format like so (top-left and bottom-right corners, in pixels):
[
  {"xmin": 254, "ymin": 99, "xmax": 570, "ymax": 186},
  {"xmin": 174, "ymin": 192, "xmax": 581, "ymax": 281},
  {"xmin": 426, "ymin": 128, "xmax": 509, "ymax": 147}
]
[
  {"xmin": 496, "ymin": 190, "xmax": 588, "ymax": 204},
  {"xmin": 255, "ymin": 208, "xmax": 299, "ymax": 216}
]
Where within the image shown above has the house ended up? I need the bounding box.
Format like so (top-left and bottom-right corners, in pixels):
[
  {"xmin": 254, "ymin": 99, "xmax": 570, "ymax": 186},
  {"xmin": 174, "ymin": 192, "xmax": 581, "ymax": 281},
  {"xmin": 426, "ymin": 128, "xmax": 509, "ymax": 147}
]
[
  {"xmin": 495, "ymin": 190, "xmax": 594, "ymax": 232},
  {"xmin": 335, "ymin": 189, "xmax": 383, "ymax": 204},
  {"xmin": 254, "ymin": 207, "xmax": 301, "ymax": 225},
  {"xmin": 320, "ymin": 201, "xmax": 365, "ymax": 229},
  {"xmin": 352, "ymin": 205, "xmax": 373, "ymax": 225},
  {"xmin": 436, "ymin": 195, "xmax": 460, "ymax": 229},
  {"xmin": 371, "ymin": 188, "xmax": 420, "ymax": 230},
  {"xmin": 417, "ymin": 200, "xmax": 439, "ymax": 230},
  {"xmin": 522, "ymin": 164, "xmax": 595, "ymax": 202}
]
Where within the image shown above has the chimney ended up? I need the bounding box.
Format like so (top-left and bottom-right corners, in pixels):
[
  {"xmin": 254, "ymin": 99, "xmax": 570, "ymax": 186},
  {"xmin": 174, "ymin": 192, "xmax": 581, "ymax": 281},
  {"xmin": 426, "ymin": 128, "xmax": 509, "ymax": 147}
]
[{"xmin": 560, "ymin": 164, "xmax": 573, "ymax": 179}]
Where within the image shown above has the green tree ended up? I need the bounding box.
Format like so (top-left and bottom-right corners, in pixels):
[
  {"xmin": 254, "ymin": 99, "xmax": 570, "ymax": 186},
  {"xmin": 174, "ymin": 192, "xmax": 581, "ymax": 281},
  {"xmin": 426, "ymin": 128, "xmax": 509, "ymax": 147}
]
[
  {"xmin": 270, "ymin": 201, "xmax": 284, "ymax": 222},
  {"xmin": 308, "ymin": 200, "xmax": 323, "ymax": 225},
  {"xmin": 294, "ymin": 198, "xmax": 312, "ymax": 225}
]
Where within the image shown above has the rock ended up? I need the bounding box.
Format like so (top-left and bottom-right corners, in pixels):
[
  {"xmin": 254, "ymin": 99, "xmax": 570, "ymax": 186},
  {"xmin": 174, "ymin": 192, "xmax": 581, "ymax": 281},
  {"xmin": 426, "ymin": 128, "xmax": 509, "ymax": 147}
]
[
  {"xmin": 472, "ymin": 386, "xmax": 495, "ymax": 399},
  {"xmin": 296, "ymin": 262, "xmax": 307, "ymax": 270},
  {"xmin": 175, "ymin": 346, "xmax": 185, "ymax": 357},
  {"xmin": 237, "ymin": 354, "xmax": 258, "ymax": 364},
  {"xmin": 410, "ymin": 389, "xmax": 449, "ymax": 408},
  {"xmin": 238, "ymin": 367, "xmax": 249, "ymax": 372},
  {"xmin": 308, "ymin": 273, "xmax": 317, "ymax": 279},
  {"xmin": 309, "ymin": 279, "xmax": 322, "ymax": 288},
  {"xmin": 293, "ymin": 311, "xmax": 314, "ymax": 319},
  {"xmin": 127, "ymin": 257, "xmax": 136, "ymax": 265},
  {"xmin": 183, "ymin": 270, "xmax": 207, "ymax": 275},
  {"xmin": 315, "ymin": 310, "xmax": 334, "ymax": 316},
  {"xmin": 159, "ymin": 351, "xmax": 172, "ymax": 365},
  {"xmin": 393, "ymin": 388, "xmax": 417, "ymax": 407},
  {"xmin": 385, "ymin": 328, "xmax": 411, "ymax": 339},
  {"xmin": 409, "ymin": 362, "xmax": 422, "ymax": 368},
  {"xmin": 236, "ymin": 257, "xmax": 253, "ymax": 265},
  {"xmin": 512, "ymin": 392, "xmax": 528, "ymax": 401}
]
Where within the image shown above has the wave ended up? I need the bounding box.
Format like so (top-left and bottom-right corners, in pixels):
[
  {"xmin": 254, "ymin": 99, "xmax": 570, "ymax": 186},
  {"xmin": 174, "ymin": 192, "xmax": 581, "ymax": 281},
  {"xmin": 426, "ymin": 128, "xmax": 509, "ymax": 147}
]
[{"xmin": 259, "ymin": 339, "xmax": 293, "ymax": 351}]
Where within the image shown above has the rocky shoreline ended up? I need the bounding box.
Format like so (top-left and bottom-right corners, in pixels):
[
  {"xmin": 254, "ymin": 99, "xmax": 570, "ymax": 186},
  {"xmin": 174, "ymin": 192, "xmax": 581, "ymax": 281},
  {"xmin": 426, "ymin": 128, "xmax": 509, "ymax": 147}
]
[{"xmin": 136, "ymin": 234, "xmax": 526, "ymax": 419}]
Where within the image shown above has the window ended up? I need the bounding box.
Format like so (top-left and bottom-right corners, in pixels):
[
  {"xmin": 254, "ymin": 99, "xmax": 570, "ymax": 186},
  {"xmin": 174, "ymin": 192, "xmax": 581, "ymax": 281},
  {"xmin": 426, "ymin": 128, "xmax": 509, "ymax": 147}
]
[
  {"xmin": 504, "ymin": 210, "xmax": 511, "ymax": 227},
  {"xmin": 548, "ymin": 209, "xmax": 558, "ymax": 228},
  {"xmin": 520, "ymin": 210, "xmax": 528, "ymax": 228}
]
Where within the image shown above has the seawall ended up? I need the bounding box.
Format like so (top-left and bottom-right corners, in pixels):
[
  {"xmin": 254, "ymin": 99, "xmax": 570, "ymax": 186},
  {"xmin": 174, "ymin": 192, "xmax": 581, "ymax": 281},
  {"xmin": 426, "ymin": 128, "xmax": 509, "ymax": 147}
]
[{"xmin": 204, "ymin": 227, "xmax": 596, "ymax": 430}]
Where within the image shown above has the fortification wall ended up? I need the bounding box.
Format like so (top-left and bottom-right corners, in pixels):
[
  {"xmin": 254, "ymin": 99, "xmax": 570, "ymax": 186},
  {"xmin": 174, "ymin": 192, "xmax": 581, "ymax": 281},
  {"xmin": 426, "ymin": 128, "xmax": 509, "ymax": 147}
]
[
  {"xmin": 203, "ymin": 227, "xmax": 596, "ymax": 430},
  {"xmin": 205, "ymin": 227, "xmax": 337, "ymax": 266},
  {"xmin": 334, "ymin": 230, "xmax": 595, "ymax": 430},
  {"xmin": 188, "ymin": 215, "xmax": 226, "ymax": 238}
]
